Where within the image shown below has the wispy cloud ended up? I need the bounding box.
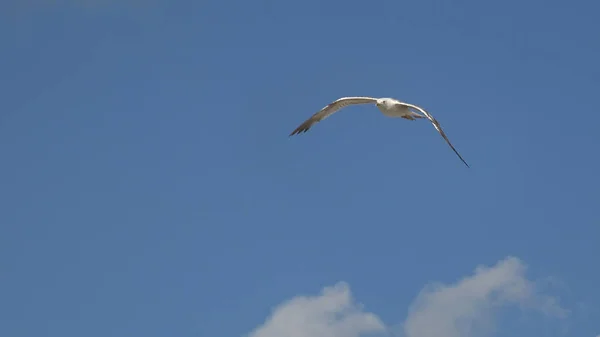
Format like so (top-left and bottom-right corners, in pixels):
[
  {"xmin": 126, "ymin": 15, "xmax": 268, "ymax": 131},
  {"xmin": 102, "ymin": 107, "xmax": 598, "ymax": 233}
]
[{"xmin": 245, "ymin": 256, "xmax": 567, "ymax": 337}]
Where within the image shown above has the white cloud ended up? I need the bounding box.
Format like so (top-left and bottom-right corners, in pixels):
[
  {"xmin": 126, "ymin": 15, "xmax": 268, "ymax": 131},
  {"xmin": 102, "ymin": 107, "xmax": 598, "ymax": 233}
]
[
  {"xmin": 402, "ymin": 256, "xmax": 567, "ymax": 337},
  {"xmin": 246, "ymin": 282, "xmax": 387, "ymax": 337},
  {"xmin": 245, "ymin": 256, "xmax": 567, "ymax": 337}
]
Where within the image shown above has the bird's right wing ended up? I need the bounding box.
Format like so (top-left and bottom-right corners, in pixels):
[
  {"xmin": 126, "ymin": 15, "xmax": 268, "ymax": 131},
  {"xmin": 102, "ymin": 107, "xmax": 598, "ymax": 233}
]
[
  {"xmin": 289, "ymin": 97, "xmax": 377, "ymax": 136},
  {"xmin": 399, "ymin": 102, "xmax": 470, "ymax": 168}
]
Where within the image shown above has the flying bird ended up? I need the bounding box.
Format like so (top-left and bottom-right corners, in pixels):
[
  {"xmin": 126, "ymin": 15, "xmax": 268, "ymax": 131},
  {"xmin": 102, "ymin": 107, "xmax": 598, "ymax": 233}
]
[{"xmin": 289, "ymin": 96, "xmax": 469, "ymax": 168}]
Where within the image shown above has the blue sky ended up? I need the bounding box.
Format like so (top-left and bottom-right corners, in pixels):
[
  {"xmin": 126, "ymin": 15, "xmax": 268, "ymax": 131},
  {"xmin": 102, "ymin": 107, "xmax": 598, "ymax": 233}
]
[{"xmin": 1, "ymin": 1, "xmax": 598, "ymax": 337}]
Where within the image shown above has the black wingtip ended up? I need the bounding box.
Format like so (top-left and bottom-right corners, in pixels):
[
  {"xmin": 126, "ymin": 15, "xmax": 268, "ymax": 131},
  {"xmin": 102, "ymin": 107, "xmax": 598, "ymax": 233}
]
[
  {"xmin": 458, "ymin": 157, "xmax": 470, "ymax": 168},
  {"xmin": 289, "ymin": 122, "xmax": 313, "ymax": 136},
  {"xmin": 289, "ymin": 128, "xmax": 304, "ymax": 136}
]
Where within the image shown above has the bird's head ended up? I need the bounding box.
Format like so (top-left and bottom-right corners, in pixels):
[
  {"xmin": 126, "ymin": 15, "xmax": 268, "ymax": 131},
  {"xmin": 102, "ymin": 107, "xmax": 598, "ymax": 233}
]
[{"xmin": 376, "ymin": 98, "xmax": 394, "ymax": 108}]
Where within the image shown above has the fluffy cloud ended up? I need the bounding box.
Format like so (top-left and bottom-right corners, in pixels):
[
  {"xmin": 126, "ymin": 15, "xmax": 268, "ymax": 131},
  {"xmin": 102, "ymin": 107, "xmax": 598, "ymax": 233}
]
[
  {"xmin": 403, "ymin": 256, "xmax": 567, "ymax": 337},
  {"xmin": 245, "ymin": 256, "xmax": 567, "ymax": 337},
  {"xmin": 246, "ymin": 282, "xmax": 387, "ymax": 337}
]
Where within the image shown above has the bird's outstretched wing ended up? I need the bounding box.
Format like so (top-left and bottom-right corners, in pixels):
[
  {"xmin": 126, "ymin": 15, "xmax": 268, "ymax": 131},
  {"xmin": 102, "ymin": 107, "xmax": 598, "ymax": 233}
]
[
  {"xmin": 399, "ymin": 102, "xmax": 470, "ymax": 168},
  {"xmin": 289, "ymin": 97, "xmax": 378, "ymax": 136}
]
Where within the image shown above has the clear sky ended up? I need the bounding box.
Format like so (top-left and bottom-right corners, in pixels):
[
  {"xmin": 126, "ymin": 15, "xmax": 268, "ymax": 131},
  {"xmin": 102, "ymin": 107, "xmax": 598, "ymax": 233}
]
[{"xmin": 1, "ymin": 1, "xmax": 598, "ymax": 337}]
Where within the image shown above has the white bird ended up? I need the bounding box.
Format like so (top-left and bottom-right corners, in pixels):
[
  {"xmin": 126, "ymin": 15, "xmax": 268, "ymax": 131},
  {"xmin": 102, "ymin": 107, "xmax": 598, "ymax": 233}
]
[{"xmin": 289, "ymin": 96, "xmax": 469, "ymax": 168}]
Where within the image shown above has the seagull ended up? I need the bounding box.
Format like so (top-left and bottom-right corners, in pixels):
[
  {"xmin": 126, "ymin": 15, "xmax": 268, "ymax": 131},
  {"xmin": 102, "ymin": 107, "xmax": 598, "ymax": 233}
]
[{"xmin": 289, "ymin": 96, "xmax": 469, "ymax": 168}]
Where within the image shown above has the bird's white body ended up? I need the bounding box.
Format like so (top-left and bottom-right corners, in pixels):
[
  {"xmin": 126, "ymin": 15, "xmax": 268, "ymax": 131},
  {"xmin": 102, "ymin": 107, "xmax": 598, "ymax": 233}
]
[{"xmin": 375, "ymin": 98, "xmax": 417, "ymax": 118}]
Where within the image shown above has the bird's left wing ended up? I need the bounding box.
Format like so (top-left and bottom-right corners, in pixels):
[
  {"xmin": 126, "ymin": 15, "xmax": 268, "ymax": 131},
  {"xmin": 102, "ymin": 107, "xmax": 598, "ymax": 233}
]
[
  {"xmin": 399, "ymin": 102, "xmax": 470, "ymax": 168},
  {"xmin": 289, "ymin": 96, "xmax": 377, "ymax": 136}
]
